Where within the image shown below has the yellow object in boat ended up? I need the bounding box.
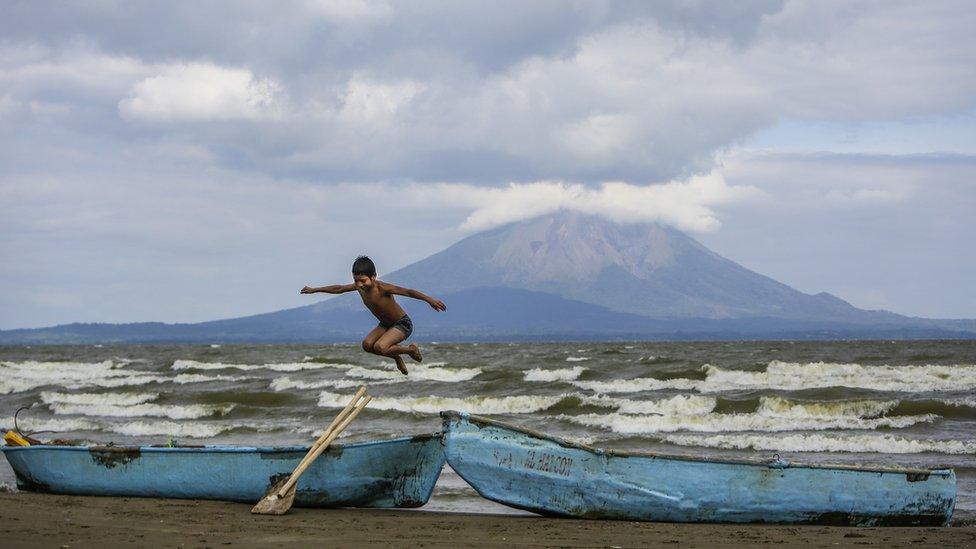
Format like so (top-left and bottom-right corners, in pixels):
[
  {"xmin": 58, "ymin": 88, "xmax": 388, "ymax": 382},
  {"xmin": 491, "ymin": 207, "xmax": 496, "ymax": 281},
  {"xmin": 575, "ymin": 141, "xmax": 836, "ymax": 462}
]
[{"xmin": 3, "ymin": 430, "xmax": 30, "ymax": 447}]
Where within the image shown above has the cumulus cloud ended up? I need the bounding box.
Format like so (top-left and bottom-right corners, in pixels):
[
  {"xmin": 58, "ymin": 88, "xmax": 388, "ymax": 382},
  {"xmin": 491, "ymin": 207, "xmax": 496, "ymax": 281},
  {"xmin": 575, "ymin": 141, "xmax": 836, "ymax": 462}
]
[
  {"xmin": 3, "ymin": 3, "xmax": 975, "ymax": 181},
  {"xmin": 2, "ymin": 2, "xmax": 975, "ymax": 326},
  {"xmin": 339, "ymin": 75, "xmax": 426, "ymax": 123},
  {"xmin": 303, "ymin": 0, "xmax": 393, "ymax": 24},
  {"xmin": 118, "ymin": 62, "xmax": 280, "ymax": 122},
  {"xmin": 407, "ymin": 171, "xmax": 763, "ymax": 232}
]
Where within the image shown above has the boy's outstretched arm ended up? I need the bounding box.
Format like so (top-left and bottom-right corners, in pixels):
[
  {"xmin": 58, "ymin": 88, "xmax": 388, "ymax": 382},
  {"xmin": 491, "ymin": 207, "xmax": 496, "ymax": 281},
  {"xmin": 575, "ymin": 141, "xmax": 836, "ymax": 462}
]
[
  {"xmin": 383, "ymin": 282, "xmax": 447, "ymax": 311},
  {"xmin": 300, "ymin": 283, "xmax": 355, "ymax": 294}
]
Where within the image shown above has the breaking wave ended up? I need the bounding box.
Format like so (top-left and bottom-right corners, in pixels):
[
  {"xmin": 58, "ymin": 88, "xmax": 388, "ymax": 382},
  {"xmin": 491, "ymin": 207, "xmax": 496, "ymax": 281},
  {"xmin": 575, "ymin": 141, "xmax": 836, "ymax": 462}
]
[
  {"xmin": 570, "ymin": 361, "xmax": 976, "ymax": 394},
  {"xmin": 581, "ymin": 394, "xmax": 717, "ymax": 416},
  {"xmin": 318, "ymin": 391, "xmax": 562, "ymax": 415},
  {"xmin": 572, "ymin": 377, "xmax": 702, "ymax": 393},
  {"xmin": 0, "ymin": 360, "xmax": 256, "ymax": 394},
  {"xmin": 171, "ymin": 359, "xmax": 352, "ymax": 372},
  {"xmin": 0, "ymin": 360, "xmax": 166, "ymax": 394},
  {"xmin": 40, "ymin": 390, "xmax": 234, "ymax": 419},
  {"xmin": 170, "ymin": 373, "xmax": 250, "ymax": 384},
  {"xmin": 524, "ymin": 366, "xmax": 586, "ymax": 382},
  {"xmin": 700, "ymin": 361, "xmax": 976, "ymax": 393},
  {"xmin": 40, "ymin": 391, "xmax": 159, "ymax": 406},
  {"xmin": 565, "ymin": 411, "xmax": 936, "ymax": 434},
  {"xmin": 342, "ymin": 363, "xmax": 481, "ymax": 382},
  {"xmin": 10, "ymin": 417, "xmax": 231, "ymax": 439},
  {"xmin": 106, "ymin": 420, "xmax": 230, "ymax": 438},
  {"xmin": 48, "ymin": 402, "xmax": 235, "ymax": 420},
  {"xmin": 562, "ymin": 395, "xmax": 937, "ymax": 434},
  {"xmin": 270, "ymin": 377, "xmax": 386, "ymax": 391},
  {"xmin": 565, "ymin": 356, "xmax": 590, "ymax": 362},
  {"xmin": 659, "ymin": 433, "xmax": 976, "ymax": 454}
]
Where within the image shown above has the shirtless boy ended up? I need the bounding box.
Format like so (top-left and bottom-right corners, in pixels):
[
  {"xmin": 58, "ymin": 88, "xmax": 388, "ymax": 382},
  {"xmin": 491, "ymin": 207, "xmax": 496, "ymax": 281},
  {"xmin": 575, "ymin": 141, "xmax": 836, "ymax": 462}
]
[{"xmin": 300, "ymin": 256, "xmax": 447, "ymax": 375}]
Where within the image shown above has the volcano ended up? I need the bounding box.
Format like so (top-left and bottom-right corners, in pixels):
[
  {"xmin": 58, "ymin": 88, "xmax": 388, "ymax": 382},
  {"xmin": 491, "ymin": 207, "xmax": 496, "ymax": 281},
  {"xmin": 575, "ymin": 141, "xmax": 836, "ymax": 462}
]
[{"xmin": 3, "ymin": 211, "xmax": 974, "ymax": 342}]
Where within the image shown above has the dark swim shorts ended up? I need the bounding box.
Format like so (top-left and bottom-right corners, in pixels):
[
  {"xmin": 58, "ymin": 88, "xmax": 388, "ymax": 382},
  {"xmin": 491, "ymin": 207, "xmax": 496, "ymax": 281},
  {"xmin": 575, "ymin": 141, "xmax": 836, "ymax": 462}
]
[{"xmin": 380, "ymin": 314, "xmax": 413, "ymax": 339}]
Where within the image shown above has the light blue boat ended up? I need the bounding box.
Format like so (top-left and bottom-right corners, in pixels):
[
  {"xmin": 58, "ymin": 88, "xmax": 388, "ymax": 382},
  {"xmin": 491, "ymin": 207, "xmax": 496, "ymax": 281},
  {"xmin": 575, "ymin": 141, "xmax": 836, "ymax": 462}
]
[
  {"xmin": 441, "ymin": 411, "xmax": 956, "ymax": 526},
  {"xmin": 2, "ymin": 434, "xmax": 445, "ymax": 508}
]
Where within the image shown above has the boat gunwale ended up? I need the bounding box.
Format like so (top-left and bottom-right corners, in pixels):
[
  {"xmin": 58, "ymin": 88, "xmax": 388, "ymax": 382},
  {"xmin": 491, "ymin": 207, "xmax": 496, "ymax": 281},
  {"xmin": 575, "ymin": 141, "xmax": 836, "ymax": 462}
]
[
  {"xmin": 0, "ymin": 432, "xmax": 441, "ymax": 455},
  {"xmin": 441, "ymin": 410, "xmax": 954, "ymax": 477}
]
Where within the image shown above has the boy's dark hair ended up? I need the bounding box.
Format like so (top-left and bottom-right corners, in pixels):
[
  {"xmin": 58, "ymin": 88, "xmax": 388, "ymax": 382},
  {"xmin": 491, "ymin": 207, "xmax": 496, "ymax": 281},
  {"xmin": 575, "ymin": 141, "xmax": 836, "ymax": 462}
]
[{"xmin": 352, "ymin": 256, "xmax": 376, "ymax": 277}]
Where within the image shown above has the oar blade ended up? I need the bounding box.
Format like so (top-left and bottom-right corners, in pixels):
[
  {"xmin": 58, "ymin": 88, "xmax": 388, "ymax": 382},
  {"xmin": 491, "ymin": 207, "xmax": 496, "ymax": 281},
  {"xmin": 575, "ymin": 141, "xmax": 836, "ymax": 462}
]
[{"xmin": 251, "ymin": 478, "xmax": 297, "ymax": 515}]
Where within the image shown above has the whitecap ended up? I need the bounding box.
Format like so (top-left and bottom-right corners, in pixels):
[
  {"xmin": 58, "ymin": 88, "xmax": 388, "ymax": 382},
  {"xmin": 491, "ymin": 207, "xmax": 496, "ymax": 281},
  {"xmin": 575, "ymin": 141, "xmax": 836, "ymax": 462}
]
[
  {"xmin": 107, "ymin": 420, "xmax": 229, "ymax": 438},
  {"xmin": 565, "ymin": 357, "xmax": 590, "ymax": 362},
  {"xmin": 170, "ymin": 373, "xmax": 250, "ymax": 384},
  {"xmin": 343, "ymin": 363, "xmax": 481, "ymax": 382},
  {"xmin": 757, "ymin": 396, "xmax": 898, "ymax": 419},
  {"xmin": 564, "ymin": 411, "xmax": 936, "ymax": 434},
  {"xmin": 659, "ymin": 433, "xmax": 976, "ymax": 454},
  {"xmin": 0, "ymin": 360, "xmax": 166, "ymax": 394},
  {"xmin": 581, "ymin": 394, "xmax": 717, "ymax": 416},
  {"xmin": 699, "ymin": 361, "xmax": 976, "ymax": 393},
  {"xmin": 571, "ymin": 377, "xmax": 702, "ymax": 393},
  {"xmin": 171, "ymin": 359, "xmax": 347, "ymax": 372},
  {"xmin": 318, "ymin": 391, "xmax": 561, "ymax": 415},
  {"xmin": 270, "ymin": 377, "xmax": 389, "ymax": 391},
  {"xmin": 40, "ymin": 391, "xmax": 159, "ymax": 406},
  {"xmin": 524, "ymin": 367, "xmax": 586, "ymax": 382},
  {"xmin": 49, "ymin": 402, "xmax": 235, "ymax": 420}
]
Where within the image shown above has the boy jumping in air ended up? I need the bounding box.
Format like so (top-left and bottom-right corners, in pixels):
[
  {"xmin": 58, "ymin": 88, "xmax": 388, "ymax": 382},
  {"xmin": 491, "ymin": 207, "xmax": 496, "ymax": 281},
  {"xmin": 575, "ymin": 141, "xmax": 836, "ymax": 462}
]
[{"xmin": 300, "ymin": 256, "xmax": 447, "ymax": 375}]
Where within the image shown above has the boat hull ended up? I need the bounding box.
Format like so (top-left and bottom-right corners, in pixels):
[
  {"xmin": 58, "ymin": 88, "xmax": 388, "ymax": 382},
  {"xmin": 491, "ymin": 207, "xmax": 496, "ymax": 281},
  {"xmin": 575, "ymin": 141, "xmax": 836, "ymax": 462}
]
[
  {"xmin": 441, "ymin": 412, "xmax": 956, "ymax": 526},
  {"xmin": 2, "ymin": 434, "xmax": 445, "ymax": 508}
]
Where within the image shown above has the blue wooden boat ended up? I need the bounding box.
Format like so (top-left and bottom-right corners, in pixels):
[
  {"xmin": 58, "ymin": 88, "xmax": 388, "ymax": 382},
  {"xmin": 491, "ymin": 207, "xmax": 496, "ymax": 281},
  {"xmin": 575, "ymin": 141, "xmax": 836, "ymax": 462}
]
[
  {"xmin": 441, "ymin": 411, "xmax": 956, "ymax": 526},
  {"xmin": 2, "ymin": 433, "xmax": 445, "ymax": 508}
]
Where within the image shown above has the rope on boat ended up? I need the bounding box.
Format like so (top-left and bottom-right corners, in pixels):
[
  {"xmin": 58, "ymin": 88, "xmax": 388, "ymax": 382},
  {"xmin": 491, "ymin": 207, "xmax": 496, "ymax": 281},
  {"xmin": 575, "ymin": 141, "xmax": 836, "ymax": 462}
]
[{"xmin": 14, "ymin": 405, "xmax": 56, "ymax": 438}]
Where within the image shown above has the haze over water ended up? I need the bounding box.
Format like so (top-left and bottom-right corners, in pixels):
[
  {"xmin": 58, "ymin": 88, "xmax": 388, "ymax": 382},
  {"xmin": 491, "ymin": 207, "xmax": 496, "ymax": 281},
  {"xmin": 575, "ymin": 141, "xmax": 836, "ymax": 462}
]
[{"xmin": 1, "ymin": 341, "xmax": 974, "ymax": 515}]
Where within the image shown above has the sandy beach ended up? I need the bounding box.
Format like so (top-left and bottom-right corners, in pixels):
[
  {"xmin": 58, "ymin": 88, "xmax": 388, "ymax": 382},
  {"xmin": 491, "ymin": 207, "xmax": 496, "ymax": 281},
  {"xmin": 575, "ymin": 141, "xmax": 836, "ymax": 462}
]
[{"xmin": 0, "ymin": 493, "xmax": 973, "ymax": 548}]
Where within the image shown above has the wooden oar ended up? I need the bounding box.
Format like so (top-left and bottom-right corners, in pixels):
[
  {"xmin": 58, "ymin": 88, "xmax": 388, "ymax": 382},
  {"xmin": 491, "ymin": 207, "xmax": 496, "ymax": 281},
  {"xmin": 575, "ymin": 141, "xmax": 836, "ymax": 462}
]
[
  {"xmin": 291, "ymin": 387, "xmax": 366, "ymax": 473},
  {"xmin": 251, "ymin": 390, "xmax": 372, "ymax": 515}
]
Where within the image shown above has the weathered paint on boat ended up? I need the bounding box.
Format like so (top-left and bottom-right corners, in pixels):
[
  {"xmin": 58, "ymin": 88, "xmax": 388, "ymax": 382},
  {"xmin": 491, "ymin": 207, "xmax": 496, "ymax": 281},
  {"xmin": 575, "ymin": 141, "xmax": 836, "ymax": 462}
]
[
  {"xmin": 441, "ymin": 411, "xmax": 956, "ymax": 526},
  {"xmin": 1, "ymin": 433, "xmax": 445, "ymax": 508}
]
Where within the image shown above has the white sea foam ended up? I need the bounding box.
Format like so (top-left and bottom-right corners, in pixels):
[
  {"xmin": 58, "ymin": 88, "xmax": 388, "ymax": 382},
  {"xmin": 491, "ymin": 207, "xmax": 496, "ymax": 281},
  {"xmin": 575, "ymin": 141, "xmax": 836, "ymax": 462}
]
[
  {"xmin": 270, "ymin": 377, "xmax": 387, "ymax": 391},
  {"xmin": 318, "ymin": 391, "xmax": 562, "ymax": 415},
  {"xmin": 564, "ymin": 411, "xmax": 936, "ymax": 434},
  {"xmin": 659, "ymin": 433, "xmax": 976, "ymax": 454},
  {"xmin": 170, "ymin": 373, "xmax": 250, "ymax": 384},
  {"xmin": 564, "ymin": 393, "xmax": 936, "ymax": 434},
  {"xmin": 171, "ymin": 359, "xmax": 348, "ymax": 372},
  {"xmin": 570, "ymin": 361, "xmax": 976, "ymax": 394},
  {"xmin": 565, "ymin": 356, "xmax": 590, "ymax": 362},
  {"xmin": 524, "ymin": 366, "xmax": 586, "ymax": 382},
  {"xmin": 40, "ymin": 391, "xmax": 160, "ymax": 406},
  {"xmin": 106, "ymin": 420, "xmax": 229, "ymax": 438},
  {"xmin": 941, "ymin": 397, "xmax": 976, "ymax": 409},
  {"xmin": 757, "ymin": 396, "xmax": 901, "ymax": 418},
  {"xmin": 571, "ymin": 377, "xmax": 702, "ymax": 393},
  {"xmin": 343, "ymin": 363, "xmax": 482, "ymax": 382},
  {"xmin": 699, "ymin": 361, "xmax": 976, "ymax": 393},
  {"xmin": 582, "ymin": 394, "xmax": 718, "ymax": 416},
  {"xmin": 17, "ymin": 415, "xmax": 233, "ymax": 438},
  {"xmin": 0, "ymin": 360, "xmax": 166, "ymax": 394},
  {"xmin": 49, "ymin": 402, "xmax": 235, "ymax": 420},
  {"xmin": 13, "ymin": 417, "xmax": 102, "ymax": 433}
]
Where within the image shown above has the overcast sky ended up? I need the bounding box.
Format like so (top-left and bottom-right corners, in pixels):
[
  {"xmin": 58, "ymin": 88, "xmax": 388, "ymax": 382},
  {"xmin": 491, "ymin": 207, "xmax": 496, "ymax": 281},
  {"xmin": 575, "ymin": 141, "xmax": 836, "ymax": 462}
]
[{"xmin": 2, "ymin": 0, "xmax": 974, "ymax": 329}]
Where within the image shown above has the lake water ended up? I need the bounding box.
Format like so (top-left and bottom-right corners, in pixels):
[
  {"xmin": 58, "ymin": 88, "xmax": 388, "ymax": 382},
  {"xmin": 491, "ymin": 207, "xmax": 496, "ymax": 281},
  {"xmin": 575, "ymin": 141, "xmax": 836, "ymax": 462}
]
[{"xmin": 1, "ymin": 340, "xmax": 974, "ymax": 516}]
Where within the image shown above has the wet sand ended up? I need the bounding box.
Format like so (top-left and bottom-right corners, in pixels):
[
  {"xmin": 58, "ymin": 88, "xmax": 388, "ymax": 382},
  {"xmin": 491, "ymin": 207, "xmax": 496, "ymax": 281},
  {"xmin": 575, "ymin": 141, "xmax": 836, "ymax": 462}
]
[{"xmin": 1, "ymin": 493, "xmax": 974, "ymax": 548}]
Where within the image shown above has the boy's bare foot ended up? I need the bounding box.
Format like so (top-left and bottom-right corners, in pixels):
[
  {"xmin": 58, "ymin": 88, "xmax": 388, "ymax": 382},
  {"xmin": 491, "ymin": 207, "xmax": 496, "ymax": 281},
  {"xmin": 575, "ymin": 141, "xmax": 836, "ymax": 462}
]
[
  {"xmin": 394, "ymin": 355, "xmax": 408, "ymax": 375},
  {"xmin": 407, "ymin": 343, "xmax": 423, "ymax": 363}
]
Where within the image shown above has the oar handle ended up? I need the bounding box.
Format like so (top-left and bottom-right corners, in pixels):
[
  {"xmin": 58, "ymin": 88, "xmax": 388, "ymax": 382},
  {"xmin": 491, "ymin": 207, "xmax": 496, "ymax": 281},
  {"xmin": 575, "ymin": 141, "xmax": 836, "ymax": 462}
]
[
  {"xmin": 293, "ymin": 387, "xmax": 366, "ymax": 472},
  {"xmin": 276, "ymin": 394, "xmax": 372, "ymax": 497}
]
